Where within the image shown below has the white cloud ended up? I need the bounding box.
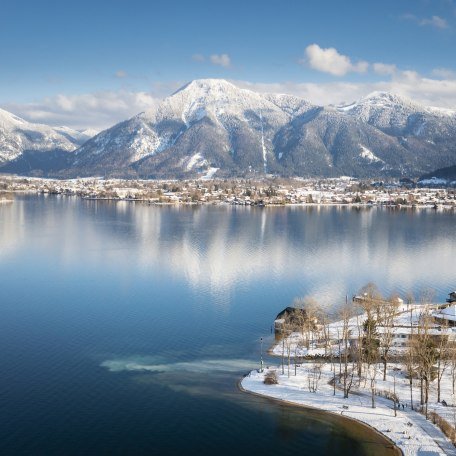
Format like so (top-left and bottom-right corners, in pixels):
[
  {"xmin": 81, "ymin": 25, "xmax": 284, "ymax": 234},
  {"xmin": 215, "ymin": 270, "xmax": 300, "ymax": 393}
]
[
  {"xmin": 373, "ymin": 63, "xmax": 397, "ymax": 76},
  {"xmin": 115, "ymin": 70, "xmax": 127, "ymax": 78},
  {"xmin": 403, "ymin": 13, "xmax": 449, "ymax": 29},
  {"xmin": 431, "ymin": 67, "xmax": 456, "ymax": 79},
  {"xmin": 192, "ymin": 53, "xmax": 232, "ymax": 67},
  {"xmin": 420, "ymin": 15, "xmax": 449, "ymax": 28},
  {"xmin": 210, "ymin": 53, "xmax": 231, "ymax": 68},
  {"xmin": 2, "ymin": 90, "xmax": 159, "ymax": 131},
  {"xmin": 235, "ymin": 71, "xmax": 456, "ymax": 109},
  {"xmin": 302, "ymin": 44, "xmax": 369, "ymax": 76},
  {"xmin": 191, "ymin": 54, "xmax": 205, "ymax": 62}
]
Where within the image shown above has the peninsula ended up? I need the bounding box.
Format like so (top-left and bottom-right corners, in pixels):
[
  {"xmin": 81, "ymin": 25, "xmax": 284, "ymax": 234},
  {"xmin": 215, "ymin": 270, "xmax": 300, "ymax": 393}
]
[{"xmin": 242, "ymin": 289, "xmax": 456, "ymax": 456}]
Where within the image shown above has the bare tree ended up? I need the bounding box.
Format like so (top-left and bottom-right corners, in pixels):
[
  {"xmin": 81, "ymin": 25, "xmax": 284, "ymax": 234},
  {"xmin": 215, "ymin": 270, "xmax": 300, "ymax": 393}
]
[
  {"xmin": 436, "ymin": 321, "xmax": 451, "ymax": 403},
  {"xmin": 378, "ymin": 295, "xmax": 400, "ymax": 380},
  {"xmin": 320, "ymin": 310, "xmax": 331, "ymax": 358},
  {"xmin": 450, "ymin": 344, "xmax": 456, "ymax": 395},
  {"xmin": 340, "ymin": 304, "xmax": 355, "ymax": 399},
  {"xmin": 357, "ymin": 283, "xmax": 383, "ymax": 321},
  {"xmin": 292, "ymin": 297, "xmax": 307, "ymax": 341},
  {"xmin": 355, "ymin": 313, "xmax": 364, "ymax": 381},
  {"xmin": 282, "ymin": 313, "xmax": 294, "ymax": 378},
  {"xmin": 294, "ymin": 339, "xmax": 305, "ymax": 376},
  {"xmin": 307, "ymin": 361, "xmax": 322, "ymax": 393},
  {"xmin": 293, "ymin": 296, "xmax": 320, "ymax": 350},
  {"xmin": 366, "ymin": 363, "xmax": 378, "ymax": 408},
  {"xmin": 403, "ymin": 302, "xmax": 416, "ymax": 410},
  {"xmin": 330, "ymin": 329, "xmax": 337, "ymax": 396},
  {"xmin": 336, "ymin": 327, "xmax": 342, "ymax": 377},
  {"xmin": 415, "ymin": 304, "xmax": 438, "ymax": 418}
]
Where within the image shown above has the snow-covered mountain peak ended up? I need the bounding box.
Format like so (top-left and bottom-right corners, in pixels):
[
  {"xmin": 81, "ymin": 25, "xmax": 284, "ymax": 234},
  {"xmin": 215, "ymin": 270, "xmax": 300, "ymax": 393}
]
[
  {"xmin": 353, "ymin": 91, "xmax": 455, "ymax": 119},
  {"xmin": 336, "ymin": 90, "xmax": 456, "ymax": 142},
  {"xmin": 174, "ymin": 78, "xmax": 238, "ymax": 95},
  {"xmin": 140, "ymin": 78, "xmax": 299, "ymax": 127},
  {"xmin": 337, "ymin": 91, "xmax": 427, "ymax": 132},
  {"xmin": 79, "ymin": 128, "xmax": 99, "ymax": 138},
  {"xmin": 361, "ymin": 91, "xmax": 424, "ymax": 111},
  {"xmin": 363, "ymin": 91, "xmax": 404, "ymax": 103},
  {"xmin": 0, "ymin": 107, "xmax": 92, "ymax": 164},
  {"xmin": 338, "ymin": 91, "xmax": 419, "ymax": 113},
  {"xmin": 0, "ymin": 107, "xmax": 28, "ymax": 128}
]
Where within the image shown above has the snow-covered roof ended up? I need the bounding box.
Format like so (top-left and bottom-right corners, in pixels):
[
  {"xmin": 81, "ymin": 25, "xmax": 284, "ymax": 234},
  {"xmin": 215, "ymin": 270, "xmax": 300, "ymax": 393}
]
[{"xmin": 434, "ymin": 305, "xmax": 456, "ymax": 321}]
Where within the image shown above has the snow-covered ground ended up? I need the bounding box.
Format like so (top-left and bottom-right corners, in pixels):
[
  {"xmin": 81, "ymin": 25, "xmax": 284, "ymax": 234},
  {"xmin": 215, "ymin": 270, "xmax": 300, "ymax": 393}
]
[{"xmin": 242, "ymin": 363, "xmax": 456, "ymax": 455}]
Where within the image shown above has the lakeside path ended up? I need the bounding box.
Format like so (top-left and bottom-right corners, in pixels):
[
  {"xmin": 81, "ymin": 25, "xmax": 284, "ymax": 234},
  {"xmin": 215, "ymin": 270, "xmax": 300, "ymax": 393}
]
[{"xmin": 241, "ymin": 367, "xmax": 456, "ymax": 456}]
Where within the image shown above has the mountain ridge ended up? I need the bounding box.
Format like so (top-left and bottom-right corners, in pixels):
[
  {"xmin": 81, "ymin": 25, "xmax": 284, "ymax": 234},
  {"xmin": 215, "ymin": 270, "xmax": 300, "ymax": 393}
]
[
  {"xmin": 1, "ymin": 79, "xmax": 455, "ymax": 179},
  {"xmin": 0, "ymin": 107, "xmax": 94, "ymax": 174}
]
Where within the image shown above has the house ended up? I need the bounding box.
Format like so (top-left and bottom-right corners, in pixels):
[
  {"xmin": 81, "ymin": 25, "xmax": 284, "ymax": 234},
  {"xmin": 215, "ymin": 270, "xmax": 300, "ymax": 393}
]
[
  {"xmin": 447, "ymin": 291, "xmax": 456, "ymax": 304},
  {"xmin": 274, "ymin": 307, "xmax": 309, "ymax": 333},
  {"xmin": 377, "ymin": 325, "xmax": 453, "ymax": 349},
  {"xmin": 434, "ymin": 304, "xmax": 456, "ymax": 327}
]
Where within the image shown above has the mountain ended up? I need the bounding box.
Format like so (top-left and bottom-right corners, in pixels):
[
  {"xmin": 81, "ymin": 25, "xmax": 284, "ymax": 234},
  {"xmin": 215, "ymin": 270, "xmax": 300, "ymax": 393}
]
[
  {"xmin": 0, "ymin": 108, "xmax": 93, "ymax": 175},
  {"xmin": 70, "ymin": 79, "xmax": 314, "ymax": 178},
  {"xmin": 68, "ymin": 80, "xmax": 456, "ymax": 179},
  {"xmin": 2, "ymin": 80, "xmax": 456, "ymax": 179},
  {"xmin": 339, "ymin": 92, "xmax": 456, "ymax": 175}
]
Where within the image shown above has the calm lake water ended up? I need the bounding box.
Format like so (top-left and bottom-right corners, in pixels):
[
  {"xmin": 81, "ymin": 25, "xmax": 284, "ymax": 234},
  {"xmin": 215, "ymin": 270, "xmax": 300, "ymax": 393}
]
[{"xmin": 0, "ymin": 195, "xmax": 454, "ymax": 455}]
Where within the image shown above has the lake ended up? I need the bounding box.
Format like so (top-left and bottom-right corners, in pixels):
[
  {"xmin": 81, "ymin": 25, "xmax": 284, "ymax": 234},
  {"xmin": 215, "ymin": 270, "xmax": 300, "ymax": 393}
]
[{"xmin": 0, "ymin": 195, "xmax": 454, "ymax": 455}]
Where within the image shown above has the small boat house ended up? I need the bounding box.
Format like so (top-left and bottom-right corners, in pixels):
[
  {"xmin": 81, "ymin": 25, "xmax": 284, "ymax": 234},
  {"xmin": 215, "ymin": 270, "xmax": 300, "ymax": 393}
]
[{"xmin": 274, "ymin": 306, "xmax": 309, "ymax": 333}]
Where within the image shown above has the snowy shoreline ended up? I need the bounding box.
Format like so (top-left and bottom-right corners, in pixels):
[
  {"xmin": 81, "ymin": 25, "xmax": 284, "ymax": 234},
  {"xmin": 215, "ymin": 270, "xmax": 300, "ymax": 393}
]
[
  {"xmin": 240, "ymin": 365, "xmax": 455, "ymax": 456},
  {"xmin": 238, "ymin": 378, "xmax": 401, "ymax": 454},
  {"xmin": 11, "ymin": 190, "xmax": 455, "ymax": 210}
]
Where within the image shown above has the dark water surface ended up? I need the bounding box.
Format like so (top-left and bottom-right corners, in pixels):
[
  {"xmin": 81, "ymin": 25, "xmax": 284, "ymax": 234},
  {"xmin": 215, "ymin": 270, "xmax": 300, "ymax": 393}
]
[{"xmin": 0, "ymin": 195, "xmax": 454, "ymax": 455}]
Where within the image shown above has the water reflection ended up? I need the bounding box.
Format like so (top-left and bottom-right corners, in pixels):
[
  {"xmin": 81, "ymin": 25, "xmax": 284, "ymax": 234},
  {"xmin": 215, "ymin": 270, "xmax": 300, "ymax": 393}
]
[{"xmin": 1, "ymin": 196, "xmax": 454, "ymax": 308}]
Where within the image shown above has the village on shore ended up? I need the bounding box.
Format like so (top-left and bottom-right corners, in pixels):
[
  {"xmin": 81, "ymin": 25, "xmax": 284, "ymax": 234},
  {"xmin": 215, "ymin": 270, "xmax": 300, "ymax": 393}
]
[
  {"xmin": 242, "ymin": 287, "xmax": 456, "ymax": 456},
  {"xmin": 0, "ymin": 174, "xmax": 455, "ymax": 208}
]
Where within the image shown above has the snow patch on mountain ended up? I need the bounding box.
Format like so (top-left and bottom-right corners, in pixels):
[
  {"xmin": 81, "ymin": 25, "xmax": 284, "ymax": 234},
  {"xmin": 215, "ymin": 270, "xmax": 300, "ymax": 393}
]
[
  {"xmin": 359, "ymin": 145, "xmax": 383, "ymax": 163},
  {"xmin": 186, "ymin": 153, "xmax": 207, "ymax": 170},
  {"xmin": 260, "ymin": 112, "xmax": 267, "ymax": 173},
  {"xmin": 201, "ymin": 167, "xmax": 219, "ymax": 180}
]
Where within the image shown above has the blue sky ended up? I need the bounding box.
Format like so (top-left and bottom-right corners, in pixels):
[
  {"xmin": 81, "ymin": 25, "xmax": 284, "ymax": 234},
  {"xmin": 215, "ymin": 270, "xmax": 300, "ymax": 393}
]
[{"xmin": 1, "ymin": 0, "xmax": 456, "ymax": 129}]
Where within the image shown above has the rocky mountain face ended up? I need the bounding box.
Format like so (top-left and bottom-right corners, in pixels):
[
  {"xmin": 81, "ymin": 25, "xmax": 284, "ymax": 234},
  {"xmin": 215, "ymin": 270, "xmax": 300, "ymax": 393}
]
[
  {"xmin": 0, "ymin": 108, "xmax": 94, "ymax": 175},
  {"xmin": 1, "ymin": 79, "xmax": 455, "ymax": 179}
]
